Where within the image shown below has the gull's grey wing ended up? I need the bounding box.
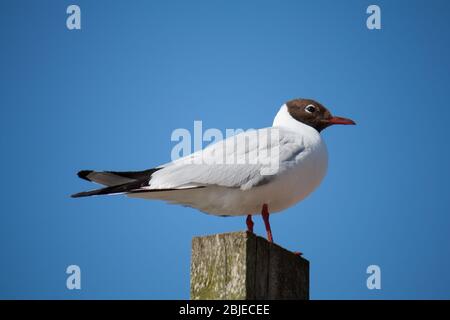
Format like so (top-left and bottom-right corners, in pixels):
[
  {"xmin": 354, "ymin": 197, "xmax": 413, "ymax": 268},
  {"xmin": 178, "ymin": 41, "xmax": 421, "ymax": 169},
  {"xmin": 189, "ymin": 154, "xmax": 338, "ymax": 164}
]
[{"xmin": 147, "ymin": 127, "xmax": 306, "ymax": 191}]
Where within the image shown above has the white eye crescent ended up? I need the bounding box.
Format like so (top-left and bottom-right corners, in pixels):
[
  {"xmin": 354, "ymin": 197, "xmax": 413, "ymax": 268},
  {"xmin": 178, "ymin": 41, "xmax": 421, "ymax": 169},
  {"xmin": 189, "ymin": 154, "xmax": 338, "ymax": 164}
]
[{"xmin": 305, "ymin": 104, "xmax": 316, "ymax": 113}]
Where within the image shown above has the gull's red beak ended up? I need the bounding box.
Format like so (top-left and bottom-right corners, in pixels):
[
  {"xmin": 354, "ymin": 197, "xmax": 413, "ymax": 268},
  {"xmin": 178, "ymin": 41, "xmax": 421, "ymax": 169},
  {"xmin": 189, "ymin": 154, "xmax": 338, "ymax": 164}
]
[{"xmin": 326, "ymin": 116, "xmax": 356, "ymax": 126}]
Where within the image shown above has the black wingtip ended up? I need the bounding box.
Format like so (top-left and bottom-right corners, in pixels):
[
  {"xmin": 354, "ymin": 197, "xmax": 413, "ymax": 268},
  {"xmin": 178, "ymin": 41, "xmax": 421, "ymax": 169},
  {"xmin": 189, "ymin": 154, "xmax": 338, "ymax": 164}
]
[
  {"xmin": 70, "ymin": 192, "xmax": 84, "ymax": 198},
  {"xmin": 70, "ymin": 188, "xmax": 107, "ymax": 198},
  {"xmin": 77, "ymin": 170, "xmax": 93, "ymax": 181}
]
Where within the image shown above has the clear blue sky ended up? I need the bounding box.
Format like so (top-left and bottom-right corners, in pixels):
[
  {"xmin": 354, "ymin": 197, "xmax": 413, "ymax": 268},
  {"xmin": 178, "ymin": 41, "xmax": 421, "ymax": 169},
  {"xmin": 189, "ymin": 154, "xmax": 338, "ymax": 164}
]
[{"xmin": 1, "ymin": 0, "xmax": 450, "ymax": 299}]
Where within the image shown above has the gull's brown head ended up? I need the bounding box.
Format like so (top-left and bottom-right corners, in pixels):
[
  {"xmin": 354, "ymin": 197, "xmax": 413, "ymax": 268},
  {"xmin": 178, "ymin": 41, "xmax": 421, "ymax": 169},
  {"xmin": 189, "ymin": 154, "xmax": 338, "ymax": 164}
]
[{"xmin": 286, "ymin": 98, "xmax": 355, "ymax": 132}]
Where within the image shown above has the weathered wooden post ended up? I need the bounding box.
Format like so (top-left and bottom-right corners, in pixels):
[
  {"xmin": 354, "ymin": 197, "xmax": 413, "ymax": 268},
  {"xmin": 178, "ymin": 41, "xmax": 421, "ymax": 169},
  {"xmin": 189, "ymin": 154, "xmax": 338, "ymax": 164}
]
[{"xmin": 190, "ymin": 231, "xmax": 309, "ymax": 300}]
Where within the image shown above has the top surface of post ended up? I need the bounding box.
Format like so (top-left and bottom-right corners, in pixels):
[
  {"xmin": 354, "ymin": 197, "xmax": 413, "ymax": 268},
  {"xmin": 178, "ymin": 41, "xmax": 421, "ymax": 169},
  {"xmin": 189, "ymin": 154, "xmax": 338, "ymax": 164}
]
[{"xmin": 190, "ymin": 231, "xmax": 309, "ymax": 300}]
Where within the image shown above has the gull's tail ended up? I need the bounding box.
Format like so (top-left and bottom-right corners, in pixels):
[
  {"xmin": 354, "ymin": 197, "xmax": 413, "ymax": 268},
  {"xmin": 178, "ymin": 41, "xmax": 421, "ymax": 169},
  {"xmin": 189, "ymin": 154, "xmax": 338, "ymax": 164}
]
[{"xmin": 71, "ymin": 168, "xmax": 160, "ymax": 198}]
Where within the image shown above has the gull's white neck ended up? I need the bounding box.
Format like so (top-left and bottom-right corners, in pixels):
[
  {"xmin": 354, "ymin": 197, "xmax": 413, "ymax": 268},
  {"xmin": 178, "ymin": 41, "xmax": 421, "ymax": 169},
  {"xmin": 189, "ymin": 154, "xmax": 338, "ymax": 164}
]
[{"xmin": 272, "ymin": 104, "xmax": 320, "ymax": 138}]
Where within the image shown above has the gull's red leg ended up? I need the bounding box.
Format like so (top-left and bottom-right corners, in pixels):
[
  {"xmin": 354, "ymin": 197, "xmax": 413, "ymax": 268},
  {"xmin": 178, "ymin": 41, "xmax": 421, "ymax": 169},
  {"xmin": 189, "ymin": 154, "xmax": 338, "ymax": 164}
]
[
  {"xmin": 246, "ymin": 214, "xmax": 254, "ymax": 233},
  {"xmin": 261, "ymin": 204, "xmax": 273, "ymax": 243}
]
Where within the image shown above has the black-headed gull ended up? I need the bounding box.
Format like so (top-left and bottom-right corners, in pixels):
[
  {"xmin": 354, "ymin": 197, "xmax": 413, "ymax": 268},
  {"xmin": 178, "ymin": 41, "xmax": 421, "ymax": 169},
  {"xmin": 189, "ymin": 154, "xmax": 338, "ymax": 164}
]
[{"xmin": 72, "ymin": 98, "xmax": 355, "ymax": 244}]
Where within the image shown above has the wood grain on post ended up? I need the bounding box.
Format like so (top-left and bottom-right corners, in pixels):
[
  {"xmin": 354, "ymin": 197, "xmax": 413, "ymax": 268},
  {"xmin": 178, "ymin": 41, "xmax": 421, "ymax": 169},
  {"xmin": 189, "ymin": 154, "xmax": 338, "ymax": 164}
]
[{"xmin": 190, "ymin": 231, "xmax": 309, "ymax": 300}]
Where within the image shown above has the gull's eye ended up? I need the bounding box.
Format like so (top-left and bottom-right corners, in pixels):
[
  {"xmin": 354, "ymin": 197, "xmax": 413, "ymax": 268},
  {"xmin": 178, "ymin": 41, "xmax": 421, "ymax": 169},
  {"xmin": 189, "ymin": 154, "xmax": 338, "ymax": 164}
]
[{"xmin": 305, "ymin": 105, "xmax": 316, "ymax": 113}]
